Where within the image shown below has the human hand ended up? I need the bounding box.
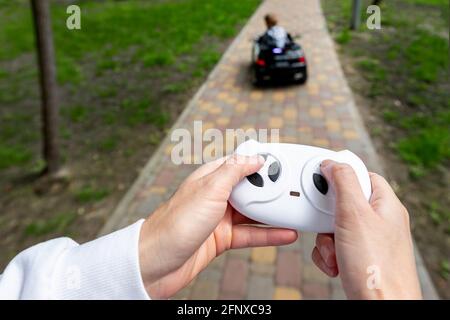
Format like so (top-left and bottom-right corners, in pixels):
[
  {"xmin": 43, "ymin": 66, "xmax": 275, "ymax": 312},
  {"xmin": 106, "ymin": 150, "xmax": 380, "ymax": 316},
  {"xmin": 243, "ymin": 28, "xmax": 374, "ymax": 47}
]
[
  {"xmin": 138, "ymin": 155, "xmax": 298, "ymax": 299},
  {"xmin": 311, "ymin": 160, "xmax": 422, "ymax": 299}
]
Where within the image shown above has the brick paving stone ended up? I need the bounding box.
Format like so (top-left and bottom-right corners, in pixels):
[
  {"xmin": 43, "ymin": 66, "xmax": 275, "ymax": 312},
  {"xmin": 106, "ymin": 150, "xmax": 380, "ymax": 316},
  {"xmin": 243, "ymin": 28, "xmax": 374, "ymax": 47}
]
[
  {"xmin": 301, "ymin": 283, "xmax": 330, "ymax": 300},
  {"xmin": 228, "ymin": 248, "xmax": 251, "ymax": 260},
  {"xmin": 172, "ymin": 280, "xmax": 196, "ymax": 300},
  {"xmin": 198, "ymin": 268, "xmax": 223, "ymax": 282},
  {"xmin": 309, "ymin": 107, "xmax": 324, "ymax": 118},
  {"xmin": 301, "ymin": 234, "xmax": 316, "ymax": 260},
  {"xmin": 325, "ymin": 119, "xmax": 341, "ymax": 132},
  {"xmin": 210, "ymin": 253, "xmax": 228, "ymax": 270},
  {"xmin": 343, "ymin": 130, "xmax": 359, "ymax": 140},
  {"xmin": 172, "ymin": 286, "xmax": 192, "ymax": 300},
  {"xmin": 191, "ymin": 280, "xmax": 220, "ymax": 300},
  {"xmin": 273, "ymin": 287, "xmax": 302, "ymax": 300},
  {"xmin": 283, "ymin": 107, "xmax": 297, "ymax": 119},
  {"xmin": 134, "ymin": 196, "xmax": 162, "ymax": 216},
  {"xmin": 247, "ymin": 274, "xmax": 275, "ymax": 300},
  {"xmin": 276, "ymin": 251, "xmax": 302, "ymax": 288},
  {"xmin": 148, "ymin": 186, "xmax": 167, "ymax": 195},
  {"xmin": 268, "ymin": 117, "xmax": 284, "ymax": 129},
  {"xmin": 221, "ymin": 258, "xmax": 248, "ymax": 298},
  {"xmin": 218, "ymin": 292, "xmax": 245, "ymax": 300},
  {"xmin": 330, "ymin": 277, "xmax": 347, "ymax": 300},
  {"xmin": 302, "ymin": 263, "xmax": 330, "ymax": 285},
  {"xmin": 250, "ymin": 262, "xmax": 276, "ymax": 276},
  {"xmin": 279, "ymin": 239, "xmax": 303, "ymax": 252},
  {"xmin": 251, "ymin": 247, "xmax": 277, "ymax": 264}
]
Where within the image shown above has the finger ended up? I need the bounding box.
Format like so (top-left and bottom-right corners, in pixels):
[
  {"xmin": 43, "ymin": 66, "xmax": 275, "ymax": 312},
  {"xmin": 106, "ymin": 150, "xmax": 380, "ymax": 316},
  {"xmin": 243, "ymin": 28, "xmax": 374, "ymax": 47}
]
[
  {"xmin": 230, "ymin": 225, "xmax": 298, "ymax": 249},
  {"xmin": 368, "ymin": 172, "xmax": 405, "ymax": 218},
  {"xmin": 369, "ymin": 172, "xmax": 398, "ymax": 204},
  {"xmin": 185, "ymin": 156, "xmax": 228, "ymax": 182},
  {"xmin": 320, "ymin": 160, "xmax": 371, "ymax": 218},
  {"xmin": 208, "ymin": 154, "xmax": 265, "ymax": 188},
  {"xmin": 312, "ymin": 247, "xmax": 339, "ymax": 277},
  {"xmin": 315, "ymin": 234, "xmax": 337, "ymax": 268}
]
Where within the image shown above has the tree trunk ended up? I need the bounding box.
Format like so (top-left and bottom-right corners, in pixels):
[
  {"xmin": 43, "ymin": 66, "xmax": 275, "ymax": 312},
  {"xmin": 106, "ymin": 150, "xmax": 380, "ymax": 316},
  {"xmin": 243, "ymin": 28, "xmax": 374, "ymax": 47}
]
[{"xmin": 31, "ymin": 0, "xmax": 60, "ymax": 174}]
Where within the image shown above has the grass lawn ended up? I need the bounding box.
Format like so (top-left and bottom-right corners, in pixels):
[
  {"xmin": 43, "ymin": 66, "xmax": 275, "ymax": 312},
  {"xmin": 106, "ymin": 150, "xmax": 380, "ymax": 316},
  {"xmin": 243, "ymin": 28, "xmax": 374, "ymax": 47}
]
[
  {"xmin": 321, "ymin": 0, "xmax": 449, "ymax": 297},
  {"xmin": 0, "ymin": 0, "xmax": 260, "ymax": 269}
]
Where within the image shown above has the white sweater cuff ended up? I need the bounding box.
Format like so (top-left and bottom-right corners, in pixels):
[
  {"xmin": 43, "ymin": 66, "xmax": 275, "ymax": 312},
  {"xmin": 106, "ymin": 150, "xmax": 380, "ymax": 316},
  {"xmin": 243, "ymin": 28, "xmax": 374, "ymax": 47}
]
[{"xmin": 51, "ymin": 219, "xmax": 150, "ymax": 300}]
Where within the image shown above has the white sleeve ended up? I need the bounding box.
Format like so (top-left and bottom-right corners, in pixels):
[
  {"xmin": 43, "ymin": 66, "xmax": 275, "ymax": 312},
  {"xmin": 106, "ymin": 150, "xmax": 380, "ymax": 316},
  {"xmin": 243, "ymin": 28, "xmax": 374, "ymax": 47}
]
[{"xmin": 0, "ymin": 219, "xmax": 150, "ymax": 300}]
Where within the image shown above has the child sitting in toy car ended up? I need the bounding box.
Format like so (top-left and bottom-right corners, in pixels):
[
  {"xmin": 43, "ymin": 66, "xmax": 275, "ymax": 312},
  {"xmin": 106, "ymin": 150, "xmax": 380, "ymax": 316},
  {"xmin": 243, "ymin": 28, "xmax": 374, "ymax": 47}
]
[{"xmin": 263, "ymin": 13, "xmax": 288, "ymax": 48}]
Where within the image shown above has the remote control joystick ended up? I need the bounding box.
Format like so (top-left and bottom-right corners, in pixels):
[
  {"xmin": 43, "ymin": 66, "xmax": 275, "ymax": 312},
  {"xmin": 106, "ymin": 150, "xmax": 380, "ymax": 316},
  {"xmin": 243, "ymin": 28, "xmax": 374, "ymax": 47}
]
[
  {"xmin": 268, "ymin": 161, "xmax": 281, "ymax": 182},
  {"xmin": 247, "ymin": 172, "xmax": 264, "ymax": 187},
  {"xmin": 230, "ymin": 140, "xmax": 372, "ymax": 233},
  {"xmin": 245, "ymin": 153, "xmax": 281, "ymax": 187},
  {"xmin": 313, "ymin": 173, "xmax": 328, "ymax": 195}
]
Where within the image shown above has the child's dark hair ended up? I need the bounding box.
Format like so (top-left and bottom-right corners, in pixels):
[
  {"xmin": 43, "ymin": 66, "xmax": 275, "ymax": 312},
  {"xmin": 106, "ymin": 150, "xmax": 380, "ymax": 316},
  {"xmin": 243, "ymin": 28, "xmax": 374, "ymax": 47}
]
[{"xmin": 264, "ymin": 14, "xmax": 278, "ymax": 28}]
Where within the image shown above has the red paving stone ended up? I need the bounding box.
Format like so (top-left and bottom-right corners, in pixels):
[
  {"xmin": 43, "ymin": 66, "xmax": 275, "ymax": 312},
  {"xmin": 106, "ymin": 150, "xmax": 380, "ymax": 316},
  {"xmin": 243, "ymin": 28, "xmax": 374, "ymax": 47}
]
[
  {"xmin": 221, "ymin": 258, "xmax": 248, "ymax": 298},
  {"xmin": 276, "ymin": 251, "xmax": 302, "ymax": 288}
]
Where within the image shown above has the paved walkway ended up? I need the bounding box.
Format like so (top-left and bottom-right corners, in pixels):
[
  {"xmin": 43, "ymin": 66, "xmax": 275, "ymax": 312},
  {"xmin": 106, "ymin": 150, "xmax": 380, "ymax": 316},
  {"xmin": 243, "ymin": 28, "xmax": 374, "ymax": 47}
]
[{"xmin": 100, "ymin": 0, "xmax": 438, "ymax": 299}]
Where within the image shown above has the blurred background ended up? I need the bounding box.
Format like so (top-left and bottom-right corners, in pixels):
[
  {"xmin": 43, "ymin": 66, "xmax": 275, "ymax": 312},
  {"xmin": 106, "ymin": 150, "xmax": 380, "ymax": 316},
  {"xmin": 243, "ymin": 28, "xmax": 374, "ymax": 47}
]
[{"xmin": 0, "ymin": 0, "xmax": 448, "ymax": 298}]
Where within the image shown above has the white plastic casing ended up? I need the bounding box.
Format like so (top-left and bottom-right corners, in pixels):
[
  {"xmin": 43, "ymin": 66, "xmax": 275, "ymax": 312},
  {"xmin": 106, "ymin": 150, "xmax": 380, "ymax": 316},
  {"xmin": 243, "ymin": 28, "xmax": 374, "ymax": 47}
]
[{"xmin": 229, "ymin": 140, "xmax": 372, "ymax": 233}]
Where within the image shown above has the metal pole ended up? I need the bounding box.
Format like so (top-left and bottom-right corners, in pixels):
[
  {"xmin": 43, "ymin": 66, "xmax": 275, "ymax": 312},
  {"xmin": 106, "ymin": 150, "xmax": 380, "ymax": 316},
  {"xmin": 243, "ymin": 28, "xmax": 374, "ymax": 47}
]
[{"xmin": 350, "ymin": 0, "xmax": 362, "ymax": 30}]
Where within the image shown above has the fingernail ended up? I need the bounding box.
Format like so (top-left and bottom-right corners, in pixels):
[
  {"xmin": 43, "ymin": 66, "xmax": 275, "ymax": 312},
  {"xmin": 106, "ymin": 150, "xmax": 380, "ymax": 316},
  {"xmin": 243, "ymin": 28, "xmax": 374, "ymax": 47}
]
[
  {"xmin": 256, "ymin": 154, "xmax": 266, "ymax": 164},
  {"xmin": 320, "ymin": 245, "xmax": 335, "ymax": 267},
  {"xmin": 319, "ymin": 245, "xmax": 329, "ymax": 262},
  {"xmin": 320, "ymin": 159, "xmax": 333, "ymax": 168}
]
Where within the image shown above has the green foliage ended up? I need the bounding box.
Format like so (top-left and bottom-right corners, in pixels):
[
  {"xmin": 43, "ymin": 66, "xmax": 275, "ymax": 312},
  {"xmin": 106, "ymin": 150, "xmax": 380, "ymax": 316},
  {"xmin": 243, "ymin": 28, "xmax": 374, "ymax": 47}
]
[
  {"xmin": 99, "ymin": 136, "xmax": 118, "ymax": 152},
  {"xmin": 0, "ymin": 2, "xmax": 34, "ymax": 60},
  {"xmin": 0, "ymin": 145, "xmax": 32, "ymax": 169},
  {"xmin": 357, "ymin": 58, "xmax": 386, "ymax": 81},
  {"xmin": 397, "ymin": 127, "xmax": 450, "ymax": 170},
  {"xmin": 427, "ymin": 201, "xmax": 450, "ymax": 226},
  {"xmin": 64, "ymin": 105, "xmax": 88, "ymax": 123},
  {"xmin": 120, "ymin": 98, "xmax": 169, "ymax": 127},
  {"xmin": 198, "ymin": 49, "xmax": 221, "ymax": 69},
  {"xmin": 406, "ymin": 0, "xmax": 448, "ymax": 5},
  {"xmin": 142, "ymin": 52, "xmax": 175, "ymax": 67},
  {"xmin": 441, "ymin": 260, "xmax": 450, "ymax": 280},
  {"xmin": 405, "ymin": 31, "xmax": 449, "ymax": 83},
  {"xmin": 75, "ymin": 186, "xmax": 109, "ymax": 203},
  {"xmin": 336, "ymin": 29, "xmax": 352, "ymax": 44},
  {"xmin": 162, "ymin": 83, "xmax": 186, "ymax": 94},
  {"xmin": 95, "ymin": 86, "xmax": 118, "ymax": 99},
  {"xmin": 382, "ymin": 110, "xmax": 399, "ymax": 122},
  {"xmin": 96, "ymin": 59, "xmax": 120, "ymax": 73},
  {"xmin": 24, "ymin": 212, "xmax": 77, "ymax": 236},
  {"xmin": 56, "ymin": 55, "xmax": 83, "ymax": 84}
]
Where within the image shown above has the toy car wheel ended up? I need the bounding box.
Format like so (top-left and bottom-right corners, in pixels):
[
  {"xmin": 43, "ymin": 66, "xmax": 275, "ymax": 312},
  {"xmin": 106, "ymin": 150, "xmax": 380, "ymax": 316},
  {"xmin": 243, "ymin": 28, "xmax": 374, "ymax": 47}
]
[
  {"xmin": 294, "ymin": 70, "xmax": 308, "ymax": 84},
  {"xmin": 252, "ymin": 69, "xmax": 263, "ymax": 86}
]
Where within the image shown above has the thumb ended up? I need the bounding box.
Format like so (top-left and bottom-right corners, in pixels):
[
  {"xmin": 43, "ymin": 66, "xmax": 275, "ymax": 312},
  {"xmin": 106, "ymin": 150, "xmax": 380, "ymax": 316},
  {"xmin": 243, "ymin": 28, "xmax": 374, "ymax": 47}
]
[
  {"xmin": 320, "ymin": 160, "xmax": 371, "ymax": 220},
  {"xmin": 205, "ymin": 154, "xmax": 265, "ymax": 192},
  {"xmin": 210, "ymin": 154, "xmax": 265, "ymax": 188}
]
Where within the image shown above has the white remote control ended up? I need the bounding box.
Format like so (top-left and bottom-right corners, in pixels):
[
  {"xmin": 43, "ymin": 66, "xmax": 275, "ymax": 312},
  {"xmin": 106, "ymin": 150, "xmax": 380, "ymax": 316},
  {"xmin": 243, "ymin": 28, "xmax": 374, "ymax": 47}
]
[{"xmin": 229, "ymin": 140, "xmax": 372, "ymax": 233}]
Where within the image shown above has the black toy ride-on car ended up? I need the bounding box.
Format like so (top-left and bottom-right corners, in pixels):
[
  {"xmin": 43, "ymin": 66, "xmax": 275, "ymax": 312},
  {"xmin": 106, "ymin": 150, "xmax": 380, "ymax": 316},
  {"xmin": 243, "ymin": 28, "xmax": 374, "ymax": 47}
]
[{"xmin": 252, "ymin": 33, "xmax": 307, "ymax": 85}]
